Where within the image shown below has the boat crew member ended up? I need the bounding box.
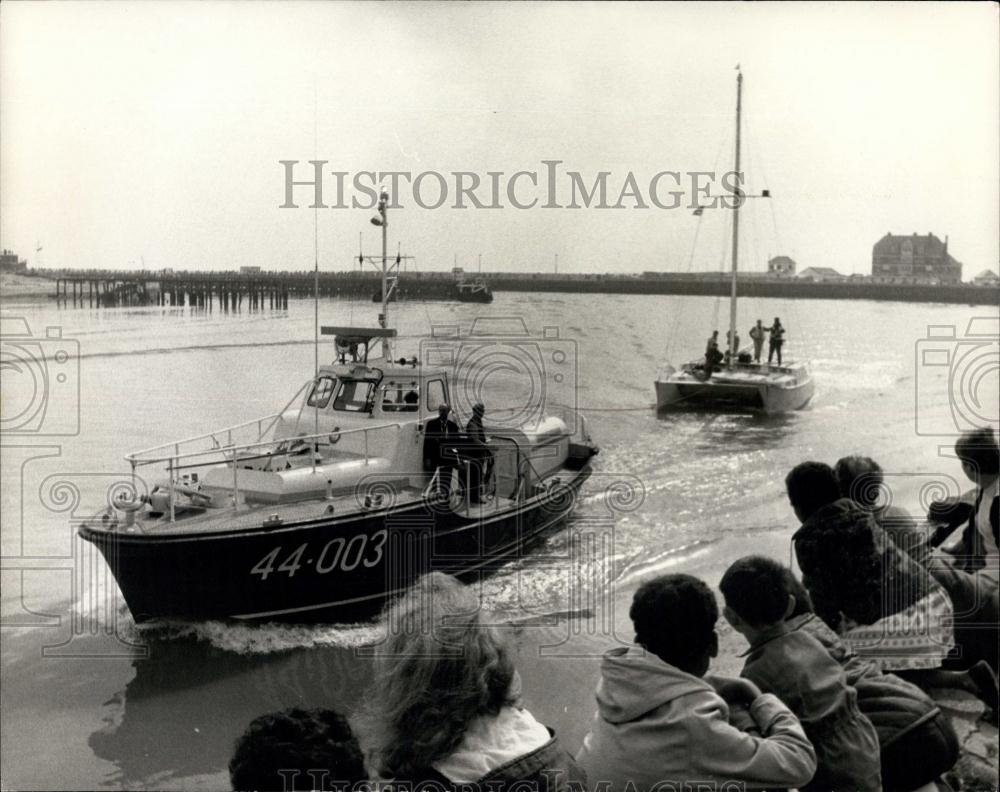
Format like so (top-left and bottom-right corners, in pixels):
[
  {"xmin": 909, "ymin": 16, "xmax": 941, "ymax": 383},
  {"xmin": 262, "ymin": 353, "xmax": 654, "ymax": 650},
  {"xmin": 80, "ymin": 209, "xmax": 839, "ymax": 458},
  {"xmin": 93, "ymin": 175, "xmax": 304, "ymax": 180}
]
[
  {"xmin": 705, "ymin": 331, "xmax": 724, "ymax": 374},
  {"xmin": 767, "ymin": 317, "xmax": 785, "ymax": 366},
  {"xmin": 464, "ymin": 403, "xmax": 493, "ymax": 504},
  {"xmin": 424, "ymin": 404, "xmax": 460, "ymax": 499},
  {"xmin": 749, "ymin": 319, "xmax": 766, "ymax": 363}
]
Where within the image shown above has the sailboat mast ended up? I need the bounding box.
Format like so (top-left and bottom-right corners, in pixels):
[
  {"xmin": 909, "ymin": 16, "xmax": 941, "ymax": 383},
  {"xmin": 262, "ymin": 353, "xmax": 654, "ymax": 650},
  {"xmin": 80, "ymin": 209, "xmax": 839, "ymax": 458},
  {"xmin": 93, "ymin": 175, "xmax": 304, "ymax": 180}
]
[
  {"xmin": 727, "ymin": 70, "xmax": 743, "ymax": 369},
  {"xmin": 376, "ymin": 190, "xmax": 392, "ymax": 361}
]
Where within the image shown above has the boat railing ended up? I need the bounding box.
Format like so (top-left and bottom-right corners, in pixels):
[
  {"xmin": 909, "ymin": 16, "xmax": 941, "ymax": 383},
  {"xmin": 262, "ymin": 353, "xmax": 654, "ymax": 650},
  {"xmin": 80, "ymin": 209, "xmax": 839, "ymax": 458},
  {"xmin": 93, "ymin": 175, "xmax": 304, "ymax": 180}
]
[
  {"xmin": 126, "ymin": 378, "xmax": 314, "ymax": 467},
  {"xmin": 129, "ymin": 420, "xmax": 406, "ymax": 522}
]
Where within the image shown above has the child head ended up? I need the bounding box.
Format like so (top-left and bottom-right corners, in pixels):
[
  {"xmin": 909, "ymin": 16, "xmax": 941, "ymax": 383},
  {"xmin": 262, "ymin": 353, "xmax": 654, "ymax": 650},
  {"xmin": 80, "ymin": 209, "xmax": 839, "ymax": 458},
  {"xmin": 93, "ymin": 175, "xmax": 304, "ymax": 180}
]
[
  {"xmin": 719, "ymin": 556, "xmax": 797, "ymax": 639},
  {"xmin": 629, "ymin": 573, "xmax": 719, "ymax": 677},
  {"xmin": 955, "ymin": 427, "xmax": 1000, "ymax": 486},
  {"xmin": 229, "ymin": 707, "xmax": 365, "ymax": 791},
  {"xmin": 785, "ymin": 461, "xmax": 840, "ymax": 522},
  {"xmin": 834, "ymin": 455, "xmax": 884, "ymax": 509}
]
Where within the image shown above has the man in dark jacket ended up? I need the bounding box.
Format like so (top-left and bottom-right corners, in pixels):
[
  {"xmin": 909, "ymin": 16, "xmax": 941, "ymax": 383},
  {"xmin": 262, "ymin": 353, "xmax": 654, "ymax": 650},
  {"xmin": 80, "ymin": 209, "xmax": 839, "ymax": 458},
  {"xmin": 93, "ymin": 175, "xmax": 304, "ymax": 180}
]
[
  {"xmin": 464, "ymin": 403, "xmax": 493, "ymax": 503},
  {"xmin": 767, "ymin": 317, "xmax": 785, "ymax": 365},
  {"xmin": 424, "ymin": 404, "xmax": 460, "ymax": 498}
]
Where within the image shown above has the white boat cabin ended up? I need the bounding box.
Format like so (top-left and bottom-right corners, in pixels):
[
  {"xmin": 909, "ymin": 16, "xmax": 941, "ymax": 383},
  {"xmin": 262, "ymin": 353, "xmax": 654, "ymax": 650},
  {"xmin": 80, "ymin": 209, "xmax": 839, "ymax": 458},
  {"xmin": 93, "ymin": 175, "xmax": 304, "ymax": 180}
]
[{"xmin": 134, "ymin": 327, "xmax": 578, "ymax": 512}]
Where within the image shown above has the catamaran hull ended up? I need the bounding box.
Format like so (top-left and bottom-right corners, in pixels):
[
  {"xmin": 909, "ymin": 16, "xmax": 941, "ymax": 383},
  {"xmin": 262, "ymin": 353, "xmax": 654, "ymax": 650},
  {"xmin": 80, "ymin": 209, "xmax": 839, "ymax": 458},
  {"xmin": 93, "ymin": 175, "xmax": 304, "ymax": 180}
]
[
  {"xmin": 655, "ymin": 376, "xmax": 814, "ymax": 414},
  {"xmin": 78, "ymin": 467, "xmax": 591, "ymax": 624}
]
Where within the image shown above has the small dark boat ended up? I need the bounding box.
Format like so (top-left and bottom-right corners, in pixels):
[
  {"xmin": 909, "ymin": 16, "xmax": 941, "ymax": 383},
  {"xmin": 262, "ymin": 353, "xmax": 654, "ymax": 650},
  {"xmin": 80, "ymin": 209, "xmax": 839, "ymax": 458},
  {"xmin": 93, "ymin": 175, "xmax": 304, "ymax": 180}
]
[
  {"xmin": 451, "ymin": 280, "xmax": 494, "ymax": 303},
  {"xmin": 450, "ymin": 266, "xmax": 493, "ymax": 302}
]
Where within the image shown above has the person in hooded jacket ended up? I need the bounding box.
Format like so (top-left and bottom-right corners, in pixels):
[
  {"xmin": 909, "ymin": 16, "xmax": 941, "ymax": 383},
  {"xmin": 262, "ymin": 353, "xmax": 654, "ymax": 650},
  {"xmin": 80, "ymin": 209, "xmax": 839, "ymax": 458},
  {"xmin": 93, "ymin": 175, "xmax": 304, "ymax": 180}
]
[{"xmin": 575, "ymin": 573, "xmax": 816, "ymax": 792}]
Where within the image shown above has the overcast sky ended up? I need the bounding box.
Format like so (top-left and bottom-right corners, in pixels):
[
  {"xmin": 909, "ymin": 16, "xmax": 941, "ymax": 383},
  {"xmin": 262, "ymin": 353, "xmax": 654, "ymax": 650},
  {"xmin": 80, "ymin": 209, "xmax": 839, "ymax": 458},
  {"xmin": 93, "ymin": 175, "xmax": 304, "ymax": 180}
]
[{"xmin": 1, "ymin": 1, "xmax": 997, "ymax": 277}]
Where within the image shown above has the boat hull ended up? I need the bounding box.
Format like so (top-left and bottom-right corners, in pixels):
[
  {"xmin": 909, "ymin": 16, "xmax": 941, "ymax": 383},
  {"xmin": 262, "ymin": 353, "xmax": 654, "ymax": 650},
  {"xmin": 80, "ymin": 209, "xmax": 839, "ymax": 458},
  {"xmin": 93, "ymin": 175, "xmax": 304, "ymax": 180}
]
[
  {"xmin": 655, "ymin": 365, "xmax": 814, "ymax": 414},
  {"xmin": 78, "ymin": 467, "xmax": 591, "ymax": 623}
]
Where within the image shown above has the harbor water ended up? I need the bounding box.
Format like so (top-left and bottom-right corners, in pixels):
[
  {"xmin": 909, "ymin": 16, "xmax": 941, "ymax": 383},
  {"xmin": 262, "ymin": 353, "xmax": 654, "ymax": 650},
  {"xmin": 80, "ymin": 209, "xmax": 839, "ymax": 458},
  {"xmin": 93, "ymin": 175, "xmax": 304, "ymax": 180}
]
[{"xmin": 2, "ymin": 292, "xmax": 997, "ymax": 790}]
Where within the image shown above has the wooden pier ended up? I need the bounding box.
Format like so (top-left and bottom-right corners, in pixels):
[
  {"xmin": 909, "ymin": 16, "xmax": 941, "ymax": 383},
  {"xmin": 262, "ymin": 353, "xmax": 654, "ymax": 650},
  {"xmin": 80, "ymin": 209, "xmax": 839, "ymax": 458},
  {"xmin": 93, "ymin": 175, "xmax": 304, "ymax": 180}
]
[{"xmin": 41, "ymin": 267, "xmax": 1000, "ymax": 309}]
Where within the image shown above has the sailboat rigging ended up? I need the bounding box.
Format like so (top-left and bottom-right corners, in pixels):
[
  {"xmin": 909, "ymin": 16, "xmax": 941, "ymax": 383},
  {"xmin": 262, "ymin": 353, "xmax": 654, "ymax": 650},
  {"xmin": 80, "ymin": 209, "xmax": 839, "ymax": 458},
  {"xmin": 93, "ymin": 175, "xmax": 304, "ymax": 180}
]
[{"xmin": 654, "ymin": 70, "xmax": 815, "ymax": 414}]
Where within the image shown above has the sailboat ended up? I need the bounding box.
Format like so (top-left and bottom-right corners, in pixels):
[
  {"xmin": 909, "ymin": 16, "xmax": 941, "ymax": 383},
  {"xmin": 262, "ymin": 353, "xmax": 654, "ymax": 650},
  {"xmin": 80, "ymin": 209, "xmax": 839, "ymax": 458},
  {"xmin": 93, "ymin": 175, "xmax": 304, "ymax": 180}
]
[{"xmin": 654, "ymin": 71, "xmax": 815, "ymax": 414}]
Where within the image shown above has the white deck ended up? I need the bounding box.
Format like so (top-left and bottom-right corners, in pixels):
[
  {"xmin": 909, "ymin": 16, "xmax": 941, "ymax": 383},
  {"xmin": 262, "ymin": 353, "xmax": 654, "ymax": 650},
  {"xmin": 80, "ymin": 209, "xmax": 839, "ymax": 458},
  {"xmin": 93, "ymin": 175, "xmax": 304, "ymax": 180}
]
[{"xmin": 102, "ymin": 484, "xmax": 523, "ymax": 537}]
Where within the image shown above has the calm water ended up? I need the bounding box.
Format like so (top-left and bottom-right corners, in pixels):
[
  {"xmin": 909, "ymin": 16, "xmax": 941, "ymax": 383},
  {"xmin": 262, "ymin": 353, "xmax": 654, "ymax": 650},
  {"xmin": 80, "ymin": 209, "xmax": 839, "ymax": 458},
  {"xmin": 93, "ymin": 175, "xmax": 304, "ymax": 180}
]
[{"xmin": 2, "ymin": 292, "xmax": 997, "ymax": 790}]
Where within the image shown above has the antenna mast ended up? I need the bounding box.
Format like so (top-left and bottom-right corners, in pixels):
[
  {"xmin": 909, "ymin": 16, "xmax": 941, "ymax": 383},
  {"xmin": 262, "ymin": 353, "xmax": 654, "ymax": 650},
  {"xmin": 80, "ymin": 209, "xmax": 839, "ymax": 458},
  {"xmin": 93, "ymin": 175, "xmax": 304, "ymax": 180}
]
[{"xmin": 728, "ymin": 69, "xmax": 743, "ymax": 369}]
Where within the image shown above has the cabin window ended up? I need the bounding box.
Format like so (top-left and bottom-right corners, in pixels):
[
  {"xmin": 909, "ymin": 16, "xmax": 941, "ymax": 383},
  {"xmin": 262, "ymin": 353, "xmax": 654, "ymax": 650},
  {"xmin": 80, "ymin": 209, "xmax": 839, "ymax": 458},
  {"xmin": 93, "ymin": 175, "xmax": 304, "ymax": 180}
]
[
  {"xmin": 381, "ymin": 382, "xmax": 420, "ymax": 413},
  {"xmin": 307, "ymin": 376, "xmax": 336, "ymax": 409},
  {"xmin": 425, "ymin": 379, "xmax": 447, "ymax": 411},
  {"xmin": 333, "ymin": 379, "xmax": 376, "ymax": 412}
]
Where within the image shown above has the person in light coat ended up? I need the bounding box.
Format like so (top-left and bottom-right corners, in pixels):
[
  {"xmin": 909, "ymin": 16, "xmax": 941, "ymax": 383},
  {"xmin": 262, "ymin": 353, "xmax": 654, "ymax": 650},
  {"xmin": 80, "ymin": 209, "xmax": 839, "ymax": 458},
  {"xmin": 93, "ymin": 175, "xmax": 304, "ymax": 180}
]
[{"xmin": 576, "ymin": 573, "xmax": 816, "ymax": 792}]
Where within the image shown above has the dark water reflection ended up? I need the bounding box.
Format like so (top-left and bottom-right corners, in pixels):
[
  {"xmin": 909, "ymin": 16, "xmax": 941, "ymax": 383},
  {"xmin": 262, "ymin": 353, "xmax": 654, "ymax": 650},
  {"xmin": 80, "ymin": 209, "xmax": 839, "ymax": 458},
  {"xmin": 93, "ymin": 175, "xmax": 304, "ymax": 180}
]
[{"xmin": 88, "ymin": 636, "xmax": 372, "ymax": 788}]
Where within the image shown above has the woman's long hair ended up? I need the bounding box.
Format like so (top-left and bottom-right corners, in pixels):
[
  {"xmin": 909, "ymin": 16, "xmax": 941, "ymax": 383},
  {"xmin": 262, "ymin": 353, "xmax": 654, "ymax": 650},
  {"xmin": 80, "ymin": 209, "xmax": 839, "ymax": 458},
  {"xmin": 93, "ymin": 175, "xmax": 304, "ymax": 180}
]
[{"xmin": 362, "ymin": 572, "xmax": 517, "ymax": 779}]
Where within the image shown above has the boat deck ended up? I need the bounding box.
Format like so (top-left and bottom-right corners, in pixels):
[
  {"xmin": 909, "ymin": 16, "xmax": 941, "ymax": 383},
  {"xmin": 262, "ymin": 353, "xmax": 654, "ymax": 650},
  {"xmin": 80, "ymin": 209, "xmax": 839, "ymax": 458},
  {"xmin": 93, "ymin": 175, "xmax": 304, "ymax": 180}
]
[
  {"xmin": 665, "ymin": 361, "xmax": 808, "ymax": 387},
  {"xmin": 93, "ymin": 484, "xmax": 522, "ymax": 537}
]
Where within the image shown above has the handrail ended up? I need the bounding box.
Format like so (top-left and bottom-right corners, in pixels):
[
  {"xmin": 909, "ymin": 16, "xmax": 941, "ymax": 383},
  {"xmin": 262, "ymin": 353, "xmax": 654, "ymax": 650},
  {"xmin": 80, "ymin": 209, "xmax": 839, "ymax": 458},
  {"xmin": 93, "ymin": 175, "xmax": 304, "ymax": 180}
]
[
  {"xmin": 130, "ymin": 421, "xmax": 405, "ymax": 469},
  {"xmin": 142, "ymin": 420, "xmax": 405, "ymax": 523},
  {"xmin": 127, "ymin": 378, "xmax": 315, "ymax": 463}
]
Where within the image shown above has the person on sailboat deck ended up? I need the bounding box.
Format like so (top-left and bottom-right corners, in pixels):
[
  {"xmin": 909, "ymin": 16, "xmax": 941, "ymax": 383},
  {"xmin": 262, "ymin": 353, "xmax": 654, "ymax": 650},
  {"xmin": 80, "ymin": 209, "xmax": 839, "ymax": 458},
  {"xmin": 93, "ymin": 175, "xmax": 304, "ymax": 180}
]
[
  {"xmin": 705, "ymin": 331, "xmax": 724, "ymax": 374},
  {"xmin": 767, "ymin": 317, "xmax": 786, "ymax": 365},
  {"xmin": 424, "ymin": 404, "xmax": 460, "ymax": 498},
  {"xmin": 749, "ymin": 319, "xmax": 766, "ymax": 363}
]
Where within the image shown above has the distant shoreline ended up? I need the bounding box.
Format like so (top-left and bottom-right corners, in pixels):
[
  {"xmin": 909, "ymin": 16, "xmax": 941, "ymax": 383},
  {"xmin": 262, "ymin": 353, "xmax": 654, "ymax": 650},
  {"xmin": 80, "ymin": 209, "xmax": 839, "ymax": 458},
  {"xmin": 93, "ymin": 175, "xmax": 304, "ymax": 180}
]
[
  {"xmin": 5, "ymin": 269, "xmax": 999, "ymax": 307},
  {"xmin": 0, "ymin": 272, "xmax": 57, "ymax": 302}
]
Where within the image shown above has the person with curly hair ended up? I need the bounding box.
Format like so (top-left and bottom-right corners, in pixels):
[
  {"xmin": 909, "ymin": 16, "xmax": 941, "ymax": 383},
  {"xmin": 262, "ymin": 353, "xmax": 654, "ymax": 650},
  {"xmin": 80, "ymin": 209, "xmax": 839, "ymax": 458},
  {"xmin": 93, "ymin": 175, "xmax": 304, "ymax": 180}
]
[
  {"xmin": 575, "ymin": 573, "xmax": 816, "ymax": 792},
  {"xmin": 361, "ymin": 572, "xmax": 583, "ymax": 790},
  {"xmin": 229, "ymin": 707, "xmax": 365, "ymax": 792}
]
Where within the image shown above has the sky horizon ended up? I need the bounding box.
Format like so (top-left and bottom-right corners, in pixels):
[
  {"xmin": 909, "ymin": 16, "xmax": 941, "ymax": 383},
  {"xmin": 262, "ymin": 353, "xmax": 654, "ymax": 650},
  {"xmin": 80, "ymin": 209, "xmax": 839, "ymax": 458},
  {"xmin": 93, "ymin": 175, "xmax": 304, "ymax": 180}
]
[{"xmin": 2, "ymin": 1, "xmax": 997, "ymax": 279}]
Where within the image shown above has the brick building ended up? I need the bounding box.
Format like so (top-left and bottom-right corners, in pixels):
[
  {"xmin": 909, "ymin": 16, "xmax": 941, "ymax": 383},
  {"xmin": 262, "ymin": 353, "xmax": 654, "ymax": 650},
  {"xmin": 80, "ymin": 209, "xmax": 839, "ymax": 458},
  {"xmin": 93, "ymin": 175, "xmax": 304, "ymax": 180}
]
[{"xmin": 871, "ymin": 233, "xmax": 962, "ymax": 284}]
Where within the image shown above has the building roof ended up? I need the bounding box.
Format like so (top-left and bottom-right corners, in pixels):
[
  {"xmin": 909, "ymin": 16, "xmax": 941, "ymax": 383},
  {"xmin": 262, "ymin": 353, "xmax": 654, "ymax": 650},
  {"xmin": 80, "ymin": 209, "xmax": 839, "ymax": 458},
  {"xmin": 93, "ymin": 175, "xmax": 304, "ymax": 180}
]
[
  {"xmin": 873, "ymin": 232, "xmax": 948, "ymax": 256},
  {"xmin": 798, "ymin": 267, "xmax": 843, "ymax": 277},
  {"xmin": 974, "ymin": 269, "xmax": 999, "ymax": 280},
  {"xmin": 768, "ymin": 255, "xmax": 796, "ymax": 264}
]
